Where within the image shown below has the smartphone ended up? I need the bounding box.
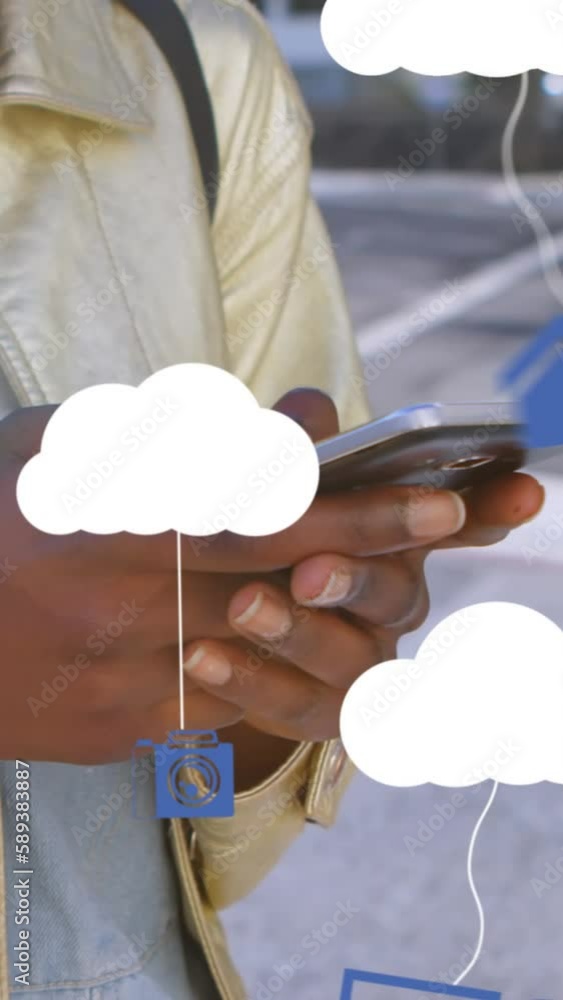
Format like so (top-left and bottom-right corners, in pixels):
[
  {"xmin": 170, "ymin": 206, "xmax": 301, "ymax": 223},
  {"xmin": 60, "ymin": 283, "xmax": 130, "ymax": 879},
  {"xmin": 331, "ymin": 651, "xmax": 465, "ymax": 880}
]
[{"xmin": 316, "ymin": 402, "xmax": 531, "ymax": 493}]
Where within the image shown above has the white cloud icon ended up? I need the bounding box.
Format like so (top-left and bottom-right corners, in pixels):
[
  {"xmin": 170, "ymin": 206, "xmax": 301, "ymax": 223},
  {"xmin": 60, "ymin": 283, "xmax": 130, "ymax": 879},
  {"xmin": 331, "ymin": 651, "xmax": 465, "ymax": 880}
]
[
  {"xmin": 340, "ymin": 602, "xmax": 563, "ymax": 788},
  {"xmin": 320, "ymin": 0, "xmax": 563, "ymax": 77},
  {"xmin": 16, "ymin": 364, "xmax": 319, "ymax": 537}
]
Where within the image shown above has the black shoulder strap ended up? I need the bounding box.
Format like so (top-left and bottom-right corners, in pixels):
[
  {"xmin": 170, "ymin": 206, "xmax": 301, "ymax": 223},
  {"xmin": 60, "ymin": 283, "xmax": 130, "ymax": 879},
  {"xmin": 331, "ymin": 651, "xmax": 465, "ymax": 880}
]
[{"xmin": 118, "ymin": 0, "xmax": 219, "ymax": 221}]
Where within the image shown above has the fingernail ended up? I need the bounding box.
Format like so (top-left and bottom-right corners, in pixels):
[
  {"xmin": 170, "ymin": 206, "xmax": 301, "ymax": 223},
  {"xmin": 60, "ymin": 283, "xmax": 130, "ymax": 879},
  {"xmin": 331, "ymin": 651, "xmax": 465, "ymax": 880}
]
[
  {"xmin": 405, "ymin": 492, "xmax": 466, "ymax": 539},
  {"xmin": 303, "ymin": 568, "xmax": 353, "ymax": 607},
  {"xmin": 184, "ymin": 647, "xmax": 232, "ymax": 685},
  {"xmin": 520, "ymin": 485, "xmax": 546, "ymax": 524},
  {"xmin": 233, "ymin": 591, "xmax": 292, "ymax": 639}
]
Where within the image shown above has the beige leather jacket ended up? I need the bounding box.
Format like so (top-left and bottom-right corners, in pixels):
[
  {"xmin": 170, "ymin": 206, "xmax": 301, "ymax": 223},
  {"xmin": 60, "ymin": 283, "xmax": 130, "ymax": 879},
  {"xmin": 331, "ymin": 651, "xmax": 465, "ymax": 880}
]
[{"xmin": 0, "ymin": 1, "xmax": 369, "ymax": 997}]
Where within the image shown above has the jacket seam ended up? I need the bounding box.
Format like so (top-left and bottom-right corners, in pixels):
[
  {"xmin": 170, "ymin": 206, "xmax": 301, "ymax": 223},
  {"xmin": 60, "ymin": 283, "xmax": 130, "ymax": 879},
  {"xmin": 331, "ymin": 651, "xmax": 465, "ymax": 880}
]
[
  {"xmin": 217, "ymin": 132, "xmax": 309, "ymax": 280},
  {"xmin": 214, "ymin": 14, "xmax": 312, "ymax": 264},
  {"xmin": 0, "ymin": 79, "xmax": 148, "ymax": 130},
  {"xmin": 83, "ymin": 0, "xmax": 153, "ymax": 125},
  {"xmin": 0, "ymin": 313, "xmax": 46, "ymax": 407},
  {"xmin": 215, "ymin": 134, "xmax": 312, "ymax": 395},
  {"xmin": 10, "ymin": 916, "xmax": 177, "ymax": 992},
  {"xmin": 80, "ymin": 159, "xmax": 154, "ymax": 377}
]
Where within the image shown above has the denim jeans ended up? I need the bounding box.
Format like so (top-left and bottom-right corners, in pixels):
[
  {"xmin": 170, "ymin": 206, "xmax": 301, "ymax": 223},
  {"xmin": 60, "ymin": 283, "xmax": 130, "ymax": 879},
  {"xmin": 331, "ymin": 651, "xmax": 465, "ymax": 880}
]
[{"xmin": 1, "ymin": 760, "xmax": 217, "ymax": 998}]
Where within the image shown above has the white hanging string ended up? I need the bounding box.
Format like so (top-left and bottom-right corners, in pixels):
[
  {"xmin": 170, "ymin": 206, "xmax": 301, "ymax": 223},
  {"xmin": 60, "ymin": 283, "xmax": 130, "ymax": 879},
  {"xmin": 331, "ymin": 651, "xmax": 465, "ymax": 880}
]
[
  {"xmin": 502, "ymin": 72, "xmax": 563, "ymax": 310},
  {"xmin": 453, "ymin": 780, "xmax": 499, "ymax": 985}
]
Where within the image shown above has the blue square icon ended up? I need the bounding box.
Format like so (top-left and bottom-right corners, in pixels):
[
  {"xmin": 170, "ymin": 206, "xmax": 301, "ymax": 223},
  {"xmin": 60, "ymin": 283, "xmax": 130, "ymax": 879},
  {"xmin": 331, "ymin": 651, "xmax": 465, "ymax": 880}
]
[
  {"xmin": 339, "ymin": 970, "xmax": 501, "ymax": 1000},
  {"xmin": 132, "ymin": 730, "xmax": 234, "ymax": 818}
]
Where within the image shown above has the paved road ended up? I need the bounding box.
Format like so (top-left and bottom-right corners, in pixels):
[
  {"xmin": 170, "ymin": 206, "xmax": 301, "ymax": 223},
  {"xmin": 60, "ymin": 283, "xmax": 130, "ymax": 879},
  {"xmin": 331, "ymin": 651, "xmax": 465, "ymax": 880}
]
[{"xmin": 222, "ymin": 173, "xmax": 563, "ymax": 1000}]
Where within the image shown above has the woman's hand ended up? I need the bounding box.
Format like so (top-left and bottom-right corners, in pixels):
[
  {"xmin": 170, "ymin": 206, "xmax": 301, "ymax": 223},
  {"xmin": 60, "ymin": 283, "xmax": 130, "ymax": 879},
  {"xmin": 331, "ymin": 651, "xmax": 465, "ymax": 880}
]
[
  {"xmin": 1, "ymin": 393, "xmax": 543, "ymax": 766},
  {"xmin": 0, "ymin": 403, "xmax": 465, "ymax": 764},
  {"xmin": 180, "ymin": 392, "xmax": 545, "ymax": 749}
]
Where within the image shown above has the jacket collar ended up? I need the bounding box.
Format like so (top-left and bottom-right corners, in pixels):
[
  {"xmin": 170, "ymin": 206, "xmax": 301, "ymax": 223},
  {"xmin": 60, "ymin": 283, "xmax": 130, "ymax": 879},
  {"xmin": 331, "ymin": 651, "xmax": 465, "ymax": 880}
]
[{"xmin": 0, "ymin": 0, "xmax": 151, "ymax": 128}]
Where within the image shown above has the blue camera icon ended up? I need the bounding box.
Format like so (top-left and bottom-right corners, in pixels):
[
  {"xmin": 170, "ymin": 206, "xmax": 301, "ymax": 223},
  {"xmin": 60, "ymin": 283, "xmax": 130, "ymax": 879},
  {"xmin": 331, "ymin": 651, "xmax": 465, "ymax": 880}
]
[{"xmin": 132, "ymin": 730, "xmax": 234, "ymax": 819}]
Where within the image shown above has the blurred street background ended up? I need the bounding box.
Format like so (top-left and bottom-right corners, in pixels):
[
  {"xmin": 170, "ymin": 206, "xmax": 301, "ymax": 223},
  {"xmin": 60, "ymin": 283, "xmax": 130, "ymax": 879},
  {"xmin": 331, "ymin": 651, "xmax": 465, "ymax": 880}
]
[{"xmin": 223, "ymin": 12, "xmax": 563, "ymax": 1000}]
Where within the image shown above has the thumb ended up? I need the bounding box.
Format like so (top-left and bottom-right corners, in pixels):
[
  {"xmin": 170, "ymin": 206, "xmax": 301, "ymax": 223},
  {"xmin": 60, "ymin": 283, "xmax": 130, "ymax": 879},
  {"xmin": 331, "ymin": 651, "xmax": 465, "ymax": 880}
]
[{"xmin": 272, "ymin": 387, "xmax": 339, "ymax": 443}]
